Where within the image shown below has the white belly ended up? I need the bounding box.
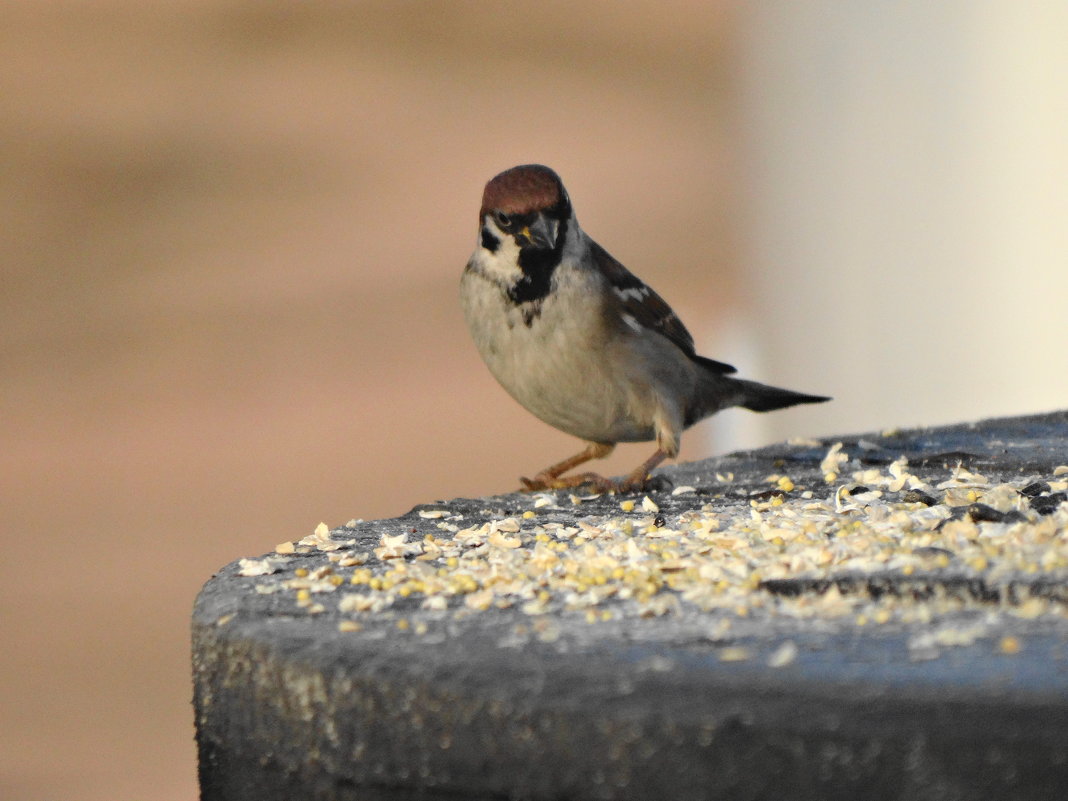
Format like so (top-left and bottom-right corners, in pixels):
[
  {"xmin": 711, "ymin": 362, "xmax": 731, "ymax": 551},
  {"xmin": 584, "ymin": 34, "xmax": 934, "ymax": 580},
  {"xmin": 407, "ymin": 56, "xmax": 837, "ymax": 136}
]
[{"xmin": 461, "ymin": 266, "xmax": 656, "ymax": 444}]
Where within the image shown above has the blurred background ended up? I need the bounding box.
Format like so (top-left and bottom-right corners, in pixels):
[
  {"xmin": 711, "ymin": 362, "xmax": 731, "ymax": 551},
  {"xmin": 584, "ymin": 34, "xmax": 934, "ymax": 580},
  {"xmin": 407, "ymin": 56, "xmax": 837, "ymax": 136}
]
[{"xmin": 2, "ymin": 2, "xmax": 1066, "ymax": 799}]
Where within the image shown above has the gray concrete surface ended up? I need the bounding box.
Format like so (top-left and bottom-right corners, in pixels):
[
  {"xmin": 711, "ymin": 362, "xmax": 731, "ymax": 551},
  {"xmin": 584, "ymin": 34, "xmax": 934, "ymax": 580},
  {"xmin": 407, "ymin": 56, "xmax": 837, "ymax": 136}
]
[{"xmin": 193, "ymin": 411, "xmax": 1068, "ymax": 800}]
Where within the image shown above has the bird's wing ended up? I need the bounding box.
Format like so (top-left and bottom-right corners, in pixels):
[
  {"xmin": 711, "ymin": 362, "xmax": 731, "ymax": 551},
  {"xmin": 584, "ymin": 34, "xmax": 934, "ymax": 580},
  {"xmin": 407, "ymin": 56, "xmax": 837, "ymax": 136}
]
[{"xmin": 589, "ymin": 238, "xmax": 737, "ymax": 374}]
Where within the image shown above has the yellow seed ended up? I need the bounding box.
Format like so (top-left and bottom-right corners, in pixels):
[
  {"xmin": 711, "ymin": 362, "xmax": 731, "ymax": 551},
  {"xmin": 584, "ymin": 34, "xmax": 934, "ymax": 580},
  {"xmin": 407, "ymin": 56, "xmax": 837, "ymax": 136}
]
[
  {"xmin": 338, "ymin": 621, "xmax": 362, "ymax": 632},
  {"xmin": 294, "ymin": 568, "xmax": 309, "ymax": 578},
  {"xmin": 296, "ymin": 589, "xmax": 310, "ymax": 602},
  {"xmin": 620, "ymin": 500, "xmax": 636, "ymax": 512},
  {"xmin": 330, "ymin": 575, "xmax": 344, "ymax": 586},
  {"xmin": 522, "ymin": 510, "xmax": 536, "ymax": 519},
  {"xmin": 999, "ymin": 636, "xmax": 1021, "ymax": 654},
  {"xmin": 396, "ymin": 618, "xmax": 410, "ymax": 631},
  {"xmin": 719, "ymin": 646, "xmax": 751, "ymax": 662},
  {"xmin": 777, "ymin": 476, "xmax": 795, "ymax": 492}
]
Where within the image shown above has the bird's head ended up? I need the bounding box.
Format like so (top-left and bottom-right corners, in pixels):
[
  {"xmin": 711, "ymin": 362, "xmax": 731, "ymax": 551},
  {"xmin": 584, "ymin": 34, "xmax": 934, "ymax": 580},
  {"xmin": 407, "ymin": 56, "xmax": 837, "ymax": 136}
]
[{"xmin": 478, "ymin": 164, "xmax": 572, "ymax": 254}]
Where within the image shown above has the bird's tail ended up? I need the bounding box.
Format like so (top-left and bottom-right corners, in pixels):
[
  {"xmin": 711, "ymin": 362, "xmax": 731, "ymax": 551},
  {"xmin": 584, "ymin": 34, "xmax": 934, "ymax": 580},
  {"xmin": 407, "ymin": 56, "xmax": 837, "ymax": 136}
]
[
  {"xmin": 686, "ymin": 365, "xmax": 830, "ymax": 426},
  {"xmin": 732, "ymin": 378, "xmax": 831, "ymax": 412}
]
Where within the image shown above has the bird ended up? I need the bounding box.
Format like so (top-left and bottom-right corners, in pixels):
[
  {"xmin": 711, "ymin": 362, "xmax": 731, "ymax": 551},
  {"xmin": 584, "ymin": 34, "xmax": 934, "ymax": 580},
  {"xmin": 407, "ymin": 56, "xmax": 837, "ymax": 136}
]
[{"xmin": 460, "ymin": 164, "xmax": 830, "ymax": 493}]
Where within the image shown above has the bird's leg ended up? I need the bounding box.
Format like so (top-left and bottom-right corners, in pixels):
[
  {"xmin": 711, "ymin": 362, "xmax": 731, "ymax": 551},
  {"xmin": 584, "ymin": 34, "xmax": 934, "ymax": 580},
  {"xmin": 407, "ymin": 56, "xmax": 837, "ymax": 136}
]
[
  {"xmin": 612, "ymin": 448, "xmax": 670, "ymax": 493},
  {"xmin": 610, "ymin": 413, "xmax": 678, "ymax": 493},
  {"xmin": 520, "ymin": 442, "xmax": 615, "ymax": 491}
]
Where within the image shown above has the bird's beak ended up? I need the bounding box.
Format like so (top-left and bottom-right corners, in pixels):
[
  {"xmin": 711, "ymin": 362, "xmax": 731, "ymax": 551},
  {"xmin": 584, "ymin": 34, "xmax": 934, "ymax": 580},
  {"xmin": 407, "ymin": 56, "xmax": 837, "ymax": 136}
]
[{"xmin": 520, "ymin": 213, "xmax": 558, "ymax": 250}]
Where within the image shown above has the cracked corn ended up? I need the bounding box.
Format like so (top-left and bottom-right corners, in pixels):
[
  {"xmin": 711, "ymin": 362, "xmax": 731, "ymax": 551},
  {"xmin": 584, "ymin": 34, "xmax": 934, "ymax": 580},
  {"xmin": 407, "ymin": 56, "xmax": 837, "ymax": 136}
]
[{"xmin": 254, "ymin": 450, "xmax": 1068, "ymax": 632}]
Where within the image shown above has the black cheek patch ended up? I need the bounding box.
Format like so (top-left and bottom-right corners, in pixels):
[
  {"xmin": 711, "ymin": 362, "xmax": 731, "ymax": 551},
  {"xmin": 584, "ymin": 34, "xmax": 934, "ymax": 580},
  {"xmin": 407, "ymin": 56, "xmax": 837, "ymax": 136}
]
[{"xmin": 480, "ymin": 227, "xmax": 500, "ymax": 253}]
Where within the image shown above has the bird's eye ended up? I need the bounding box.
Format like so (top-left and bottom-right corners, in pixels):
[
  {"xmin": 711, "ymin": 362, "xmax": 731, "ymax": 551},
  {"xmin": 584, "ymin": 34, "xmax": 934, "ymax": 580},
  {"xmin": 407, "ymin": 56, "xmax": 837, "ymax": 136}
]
[{"xmin": 493, "ymin": 211, "xmax": 512, "ymax": 229}]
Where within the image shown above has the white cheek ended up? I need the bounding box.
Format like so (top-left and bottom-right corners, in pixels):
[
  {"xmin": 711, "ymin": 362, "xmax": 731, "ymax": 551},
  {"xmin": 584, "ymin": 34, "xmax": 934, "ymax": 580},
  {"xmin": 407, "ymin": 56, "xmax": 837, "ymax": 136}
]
[{"xmin": 472, "ymin": 217, "xmax": 523, "ymax": 282}]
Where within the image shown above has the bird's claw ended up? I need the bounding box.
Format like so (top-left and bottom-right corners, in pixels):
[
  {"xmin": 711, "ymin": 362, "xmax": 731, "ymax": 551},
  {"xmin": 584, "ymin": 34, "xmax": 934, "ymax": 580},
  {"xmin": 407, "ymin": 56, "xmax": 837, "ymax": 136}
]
[
  {"xmin": 519, "ymin": 474, "xmax": 550, "ymax": 491},
  {"xmin": 519, "ymin": 472, "xmax": 653, "ymax": 495}
]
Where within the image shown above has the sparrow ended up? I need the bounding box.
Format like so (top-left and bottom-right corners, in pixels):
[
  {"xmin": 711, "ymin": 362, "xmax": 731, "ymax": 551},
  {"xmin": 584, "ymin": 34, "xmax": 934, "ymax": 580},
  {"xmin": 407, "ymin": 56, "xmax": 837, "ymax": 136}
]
[{"xmin": 460, "ymin": 164, "xmax": 830, "ymax": 493}]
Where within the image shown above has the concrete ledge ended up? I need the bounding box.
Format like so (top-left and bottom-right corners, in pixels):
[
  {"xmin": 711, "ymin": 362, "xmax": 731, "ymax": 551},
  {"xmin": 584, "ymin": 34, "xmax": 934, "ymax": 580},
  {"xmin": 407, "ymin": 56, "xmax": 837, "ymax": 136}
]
[{"xmin": 193, "ymin": 411, "xmax": 1068, "ymax": 800}]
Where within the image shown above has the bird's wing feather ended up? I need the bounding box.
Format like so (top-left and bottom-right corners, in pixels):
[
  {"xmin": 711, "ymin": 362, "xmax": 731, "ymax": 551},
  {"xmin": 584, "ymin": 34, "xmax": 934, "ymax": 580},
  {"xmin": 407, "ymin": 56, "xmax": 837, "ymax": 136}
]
[{"xmin": 589, "ymin": 238, "xmax": 737, "ymax": 375}]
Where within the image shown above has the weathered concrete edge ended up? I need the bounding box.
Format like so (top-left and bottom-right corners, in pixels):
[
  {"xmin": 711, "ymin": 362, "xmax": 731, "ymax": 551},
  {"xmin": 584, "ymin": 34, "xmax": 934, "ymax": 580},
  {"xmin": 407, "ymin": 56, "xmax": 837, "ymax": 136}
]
[
  {"xmin": 193, "ymin": 409, "xmax": 1068, "ymax": 800},
  {"xmin": 193, "ymin": 611, "xmax": 1068, "ymax": 800}
]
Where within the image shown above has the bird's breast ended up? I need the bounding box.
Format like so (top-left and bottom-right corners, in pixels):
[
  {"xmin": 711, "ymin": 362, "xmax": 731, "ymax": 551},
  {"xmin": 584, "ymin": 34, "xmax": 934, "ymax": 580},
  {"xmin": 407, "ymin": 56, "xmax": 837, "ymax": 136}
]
[{"xmin": 461, "ymin": 265, "xmax": 656, "ymax": 443}]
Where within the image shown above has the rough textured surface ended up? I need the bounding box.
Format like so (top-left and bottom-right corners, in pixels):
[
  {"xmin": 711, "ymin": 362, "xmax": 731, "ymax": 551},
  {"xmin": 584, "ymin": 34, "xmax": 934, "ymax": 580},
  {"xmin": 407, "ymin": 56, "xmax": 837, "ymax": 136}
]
[{"xmin": 193, "ymin": 411, "xmax": 1068, "ymax": 800}]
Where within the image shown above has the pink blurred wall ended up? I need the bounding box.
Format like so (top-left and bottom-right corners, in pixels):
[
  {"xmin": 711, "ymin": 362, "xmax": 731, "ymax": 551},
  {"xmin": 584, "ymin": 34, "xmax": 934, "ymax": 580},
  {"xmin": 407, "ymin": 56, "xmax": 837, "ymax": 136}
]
[
  {"xmin": 1, "ymin": 3, "xmax": 736, "ymax": 799},
  {"xmin": 12, "ymin": 4, "xmax": 1062, "ymax": 798}
]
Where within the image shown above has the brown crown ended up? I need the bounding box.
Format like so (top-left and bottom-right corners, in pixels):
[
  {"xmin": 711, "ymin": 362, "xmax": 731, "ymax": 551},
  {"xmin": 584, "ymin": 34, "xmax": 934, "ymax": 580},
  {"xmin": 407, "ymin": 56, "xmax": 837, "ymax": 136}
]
[{"xmin": 480, "ymin": 164, "xmax": 566, "ymax": 218}]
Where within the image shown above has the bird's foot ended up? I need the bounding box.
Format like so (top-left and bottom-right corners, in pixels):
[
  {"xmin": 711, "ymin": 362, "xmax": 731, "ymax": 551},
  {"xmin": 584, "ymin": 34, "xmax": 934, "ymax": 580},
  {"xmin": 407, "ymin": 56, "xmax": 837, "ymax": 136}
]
[
  {"xmin": 520, "ymin": 471, "xmax": 666, "ymax": 495},
  {"xmin": 611, "ymin": 473, "xmax": 652, "ymax": 494},
  {"xmin": 519, "ymin": 471, "xmax": 614, "ymax": 493}
]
